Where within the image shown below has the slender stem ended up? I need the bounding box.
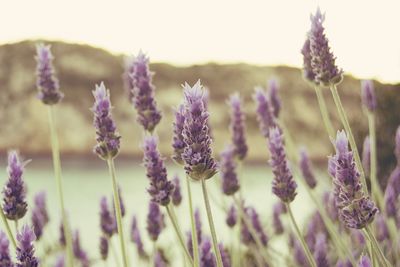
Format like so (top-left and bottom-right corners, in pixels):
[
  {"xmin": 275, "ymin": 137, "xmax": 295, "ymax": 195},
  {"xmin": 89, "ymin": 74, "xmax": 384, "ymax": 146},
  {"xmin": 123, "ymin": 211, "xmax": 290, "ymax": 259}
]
[
  {"xmin": 186, "ymin": 176, "xmax": 200, "ymax": 267},
  {"xmin": 14, "ymin": 220, "xmax": 19, "ymax": 234},
  {"xmin": 0, "ymin": 211, "xmax": 16, "ymax": 248},
  {"xmin": 200, "ymin": 178, "xmax": 223, "ymax": 267},
  {"xmin": 364, "ymin": 225, "xmax": 391, "ymax": 267},
  {"xmin": 165, "ymin": 204, "xmax": 194, "ymax": 266},
  {"xmin": 152, "ymin": 241, "xmax": 157, "ymax": 267},
  {"xmin": 109, "ymin": 237, "xmax": 121, "ymax": 267},
  {"xmin": 47, "ymin": 106, "xmax": 74, "ymax": 267},
  {"xmin": 330, "ymin": 84, "xmax": 368, "ymax": 192},
  {"xmin": 314, "ymin": 85, "xmax": 335, "ymax": 138},
  {"xmin": 106, "ymin": 158, "xmax": 128, "ymax": 267},
  {"xmin": 286, "ymin": 203, "xmax": 317, "ymax": 267}
]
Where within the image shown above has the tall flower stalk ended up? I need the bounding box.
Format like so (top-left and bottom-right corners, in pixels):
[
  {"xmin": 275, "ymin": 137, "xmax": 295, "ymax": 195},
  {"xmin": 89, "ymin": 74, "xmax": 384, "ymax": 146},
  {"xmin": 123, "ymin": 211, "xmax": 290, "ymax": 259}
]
[
  {"xmin": 181, "ymin": 81, "xmax": 222, "ymax": 267},
  {"xmin": 35, "ymin": 44, "xmax": 74, "ymax": 267},
  {"xmin": 91, "ymin": 82, "xmax": 128, "ymax": 267}
]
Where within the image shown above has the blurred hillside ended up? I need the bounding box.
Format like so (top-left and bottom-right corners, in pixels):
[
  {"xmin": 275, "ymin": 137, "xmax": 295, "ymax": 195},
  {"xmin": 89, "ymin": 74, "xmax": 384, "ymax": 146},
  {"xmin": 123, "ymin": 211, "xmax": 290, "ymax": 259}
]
[{"xmin": 0, "ymin": 40, "xmax": 399, "ymax": 176}]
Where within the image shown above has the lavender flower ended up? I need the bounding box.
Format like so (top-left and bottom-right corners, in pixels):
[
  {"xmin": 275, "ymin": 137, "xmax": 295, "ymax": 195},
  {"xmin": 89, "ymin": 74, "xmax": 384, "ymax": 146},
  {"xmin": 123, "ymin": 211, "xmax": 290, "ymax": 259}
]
[
  {"xmin": 268, "ymin": 79, "xmax": 281, "ymax": 118},
  {"xmin": 171, "ymin": 174, "xmax": 182, "ymax": 206},
  {"xmin": 384, "ymin": 185, "xmax": 398, "ymax": 218},
  {"xmin": 299, "ymin": 147, "xmax": 317, "ymax": 189},
  {"xmin": 127, "ymin": 52, "xmax": 162, "ymax": 132},
  {"xmin": 99, "ymin": 236, "xmax": 108, "ymax": 260},
  {"xmin": 35, "ymin": 44, "xmax": 63, "ymax": 105},
  {"xmin": 362, "ymin": 136, "xmax": 371, "ymax": 175},
  {"xmin": 2, "ymin": 151, "xmax": 28, "ymax": 221},
  {"xmin": 54, "ymin": 254, "xmax": 64, "ymax": 267},
  {"xmin": 313, "ymin": 234, "xmax": 328, "ymax": 267},
  {"xmin": 143, "ymin": 136, "xmax": 174, "ymax": 206},
  {"xmin": 59, "ymin": 222, "xmax": 66, "ymax": 247},
  {"xmin": 254, "ymin": 87, "xmax": 276, "ymax": 138},
  {"xmin": 269, "ymin": 127, "xmax": 297, "ymax": 203},
  {"xmin": 154, "ymin": 249, "xmax": 169, "ymax": 267},
  {"xmin": 130, "ymin": 215, "xmax": 148, "ymax": 260},
  {"xmin": 200, "ymin": 238, "xmax": 216, "ymax": 267},
  {"xmin": 0, "ymin": 231, "xmax": 12, "ymax": 267},
  {"xmin": 301, "ymin": 36, "xmax": 316, "ymax": 83},
  {"xmin": 361, "ymin": 80, "xmax": 377, "ymax": 112},
  {"xmin": 273, "ymin": 202, "xmax": 285, "ymax": 235},
  {"xmin": 220, "ymin": 145, "xmax": 240, "ymax": 196},
  {"xmin": 182, "ymin": 81, "xmax": 217, "ymax": 180},
  {"xmin": 172, "ymin": 104, "xmax": 186, "ymax": 165},
  {"xmin": 146, "ymin": 202, "xmax": 165, "ymax": 241},
  {"xmin": 219, "ymin": 243, "xmax": 231, "ymax": 267},
  {"xmin": 336, "ymin": 259, "xmax": 353, "ymax": 267},
  {"xmin": 241, "ymin": 206, "xmax": 268, "ymax": 247},
  {"xmin": 72, "ymin": 230, "xmax": 89, "ymax": 267},
  {"xmin": 16, "ymin": 225, "xmax": 38, "ymax": 267},
  {"xmin": 308, "ymin": 8, "xmax": 342, "ymax": 86},
  {"xmin": 306, "ymin": 212, "xmax": 326, "ymax": 252},
  {"xmin": 91, "ymin": 82, "xmax": 121, "ymax": 160},
  {"xmin": 375, "ymin": 214, "xmax": 389, "ymax": 242},
  {"xmin": 328, "ymin": 130, "xmax": 378, "ymax": 229},
  {"xmin": 99, "ymin": 196, "xmax": 116, "ymax": 237},
  {"xmin": 187, "ymin": 208, "xmax": 203, "ymax": 257},
  {"xmin": 226, "ymin": 204, "xmax": 237, "ymax": 228},
  {"xmin": 358, "ymin": 255, "xmax": 371, "ymax": 267},
  {"xmin": 31, "ymin": 191, "xmax": 49, "ymax": 241},
  {"xmin": 228, "ymin": 93, "xmax": 248, "ymax": 160},
  {"xmin": 292, "ymin": 237, "xmax": 308, "ymax": 267},
  {"xmin": 323, "ymin": 191, "xmax": 338, "ymax": 221}
]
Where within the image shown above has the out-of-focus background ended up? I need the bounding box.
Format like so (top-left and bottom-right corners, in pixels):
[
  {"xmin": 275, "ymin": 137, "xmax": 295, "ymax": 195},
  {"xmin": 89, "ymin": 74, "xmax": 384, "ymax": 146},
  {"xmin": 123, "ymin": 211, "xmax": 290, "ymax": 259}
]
[{"xmin": 1, "ymin": 0, "xmax": 400, "ymax": 265}]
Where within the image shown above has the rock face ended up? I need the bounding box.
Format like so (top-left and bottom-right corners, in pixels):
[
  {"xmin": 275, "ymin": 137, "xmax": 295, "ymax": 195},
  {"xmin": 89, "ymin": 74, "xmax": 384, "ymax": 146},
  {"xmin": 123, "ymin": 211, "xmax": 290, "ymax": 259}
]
[{"xmin": 0, "ymin": 40, "xmax": 399, "ymax": 175}]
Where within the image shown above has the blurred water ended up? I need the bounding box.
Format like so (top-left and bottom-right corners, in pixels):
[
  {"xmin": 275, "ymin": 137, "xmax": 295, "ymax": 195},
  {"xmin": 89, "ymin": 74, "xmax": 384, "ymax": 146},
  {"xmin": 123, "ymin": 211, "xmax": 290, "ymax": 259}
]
[{"xmin": 0, "ymin": 158, "xmax": 317, "ymax": 266}]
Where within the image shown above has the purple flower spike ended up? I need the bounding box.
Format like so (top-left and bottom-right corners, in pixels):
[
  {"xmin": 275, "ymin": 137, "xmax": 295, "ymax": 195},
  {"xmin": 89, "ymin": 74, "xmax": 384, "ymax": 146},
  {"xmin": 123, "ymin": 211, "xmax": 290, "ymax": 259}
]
[
  {"xmin": 362, "ymin": 136, "xmax": 371, "ymax": 175},
  {"xmin": 384, "ymin": 185, "xmax": 398, "ymax": 218},
  {"xmin": 172, "ymin": 104, "xmax": 186, "ymax": 165},
  {"xmin": 241, "ymin": 206, "xmax": 268, "ymax": 247},
  {"xmin": 0, "ymin": 231, "xmax": 13, "ymax": 266},
  {"xmin": 91, "ymin": 82, "xmax": 121, "ymax": 160},
  {"xmin": 35, "ymin": 44, "xmax": 63, "ymax": 105},
  {"xmin": 127, "ymin": 51, "xmax": 162, "ymax": 132},
  {"xmin": 182, "ymin": 81, "xmax": 217, "ymax": 181},
  {"xmin": 254, "ymin": 87, "xmax": 276, "ymax": 138},
  {"xmin": 273, "ymin": 202, "xmax": 285, "ymax": 235},
  {"xmin": 72, "ymin": 231, "xmax": 90, "ymax": 267},
  {"xmin": 329, "ymin": 130, "xmax": 378, "ymax": 229},
  {"xmin": 375, "ymin": 214, "xmax": 389, "ymax": 242},
  {"xmin": 228, "ymin": 93, "xmax": 248, "ymax": 160},
  {"xmin": 268, "ymin": 79, "xmax": 281, "ymax": 119},
  {"xmin": 99, "ymin": 236, "xmax": 108, "ymax": 261},
  {"xmin": 358, "ymin": 255, "xmax": 372, "ymax": 267},
  {"xmin": 16, "ymin": 225, "xmax": 39, "ymax": 267},
  {"xmin": 361, "ymin": 80, "xmax": 377, "ymax": 112},
  {"xmin": 226, "ymin": 204, "xmax": 237, "ymax": 228},
  {"xmin": 31, "ymin": 191, "xmax": 49, "ymax": 241},
  {"xmin": 292, "ymin": 236, "xmax": 308, "ymax": 267},
  {"xmin": 59, "ymin": 222, "xmax": 66, "ymax": 247},
  {"xmin": 154, "ymin": 249, "xmax": 169, "ymax": 267},
  {"xmin": 54, "ymin": 254, "xmax": 65, "ymax": 267},
  {"xmin": 313, "ymin": 234, "xmax": 328, "ymax": 267},
  {"xmin": 200, "ymin": 238, "xmax": 216, "ymax": 267},
  {"xmin": 2, "ymin": 151, "xmax": 28, "ymax": 221},
  {"xmin": 143, "ymin": 136, "xmax": 174, "ymax": 206},
  {"xmin": 299, "ymin": 147, "xmax": 317, "ymax": 189},
  {"xmin": 301, "ymin": 36, "xmax": 316, "ymax": 83},
  {"xmin": 308, "ymin": 8, "xmax": 343, "ymax": 86},
  {"xmin": 146, "ymin": 202, "xmax": 165, "ymax": 241},
  {"xmin": 269, "ymin": 127, "xmax": 297, "ymax": 203},
  {"xmin": 395, "ymin": 126, "xmax": 400, "ymax": 164},
  {"xmin": 220, "ymin": 145, "xmax": 240, "ymax": 196},
  {"xmin": 336, "ymin": 259, "xmax": 353, "ymax": 267},
  {"xmin": 219, "ymin": 243, "xmax": 231, "ymax": 267},
  {"xmin": 171, "ymin": 174, "xmax": 182, "ymax": 206},
  {"xmin": 99, "ymin": 196, "xmax": 116, "ymax": 237},
  {"xmin": 130, "ymin": 215, "xmax": 148, "ymax": 260}
]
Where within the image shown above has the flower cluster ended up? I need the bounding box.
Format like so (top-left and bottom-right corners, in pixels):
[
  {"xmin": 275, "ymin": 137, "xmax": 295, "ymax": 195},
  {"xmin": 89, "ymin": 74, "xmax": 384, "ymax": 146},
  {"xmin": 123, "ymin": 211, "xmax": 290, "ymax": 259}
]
[{"xmin": 229, "ymin": 93, "xmax": 248, "ymax": 160}]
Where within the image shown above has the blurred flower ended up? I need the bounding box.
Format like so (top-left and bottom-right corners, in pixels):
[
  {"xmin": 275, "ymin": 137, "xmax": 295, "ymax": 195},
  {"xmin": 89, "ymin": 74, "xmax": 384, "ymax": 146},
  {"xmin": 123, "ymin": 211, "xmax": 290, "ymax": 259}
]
[
  {"xmin": 219, "ymin": 243, "xmax": 231, "ymax": 267},
  {"xmin": 220, "ymin": 145, "xmax": 240, "ymax": 196},
  {"xmin": 172, "ymin": 104, "xmax": 186, "ymax": 165},
  {"xmin": 16, "ymin": 225, "xmax": 38, "ymax": 267},
  {"xmin": 228, "ymin": 93, "xmax": 248, "ymax": 160},
  {"xmin": 241, "ymin": 206, "xmax": 268, "ymax": 247},
  {"xmin": 268, "ymin": 79, "xmax": 281, "ymax": 119},
  {"xmin": 35, "ymin": 44, "xmax": 63, "ymax": 105},
  {"xmin": 72, "ymin": 230, "xmax": 90, "ymax": 267},
  {"xmin": 130, "ymin": 215, "xmax": 148, "ymax": 260},
  {"xmin": 99, "ymin": 236, "xmax": 108, "ymax": 261},
  {"xmin": 323, "ymin": 191, "xmax": 338, "ymax": 222},
  {"xmin": 292, "ymin": 235, "xmax": 308, "ymax": 267},
  {"xmin": 273, "ymin": 202, "xmax": 285, "ymax": 235},
  {"xmin": 91, "ymin": 82, "xmax": 121, "ymax": 160},
  {"xmin": 200, "ymin": 238, "xmax": 216, "ymax": 267},
  {"xmin": 313, "ymin": 233, "xmax": 328, "ymax": 267},
  {"xmin": 99, "ymin": 196, "xmax": 116, "ymax": 237},
  {"xmin": 59, "ymin": 222, "xmax": 66, "ymax": 247},
  {"xmin": 143, "ymin": 136, "xmax": 174, "ymax": 206},
  {"xmin": 336, "ymin": 259, "xmax": 353, "ymax": 267},
  {"xmin": 154, "ymin": 248, "xmax": 169, "ymax": 267},
  {"xmin": 375, "ymin": 214, "xmax": 389, "ymax": 242},
  {"xmin": 54, "ymin": 254, "xmax": 65, "ymax": 267},
  {"xmin": 254, "ymin": 87, "xmax": 276, "ymax": 138},
  {"xmin": 2, "ymin": 150, "xmax": 28, "ymax": 221},
  {"xmin": 361, "ymin": 80, "xmax": 377, "ymax": 112},
  {"xmin": 171, "ymin": 174, "xmax": 182, "ymax": 206},
  {"xmin": 308, "ymin": 8, "xmax": 342, "ymax": 86},
  {"xmin": 0, "ymin": 231, "xmax": 13, "ymax": 266},
  {"xmin": 187, "ymin": 208, "xmax": 203, "ymax": 257},
  {"xmin": 269, "ymin": 127, "xmax": 297, "ymax": 203},
  {"xmin": 146, "ymin": 202, "xmax": 165, "ymax": 241},
  {"xmin": 305, "ymin": 212, "xmax": 326, "ymax": 252},
  {"xmin": 299, "ymin": 147, "xmax": 317, "ymax": 189},
  {"xmin": 127, "ymin": 51, "xmax": 162, "ymax": 132},
  {"xmin": 358, "ymin": 255, "xmax": 371, "ymax": 267},
  {"xmin": 112, "ymin": 186, "xmax": 126, "ymax": 218},
  {"xmin": 301, "ymin": 36, "xmax": 316, "ymax": 83},
  {"xmin": 328, "ymin": 130, "xmax": 377, "ymax": 229},
  {"xmin": 31, "ymin": 191, "xmax": 49, "ymax": 241},
  {"xmin": 226, "ymin": 204, "xmax": 237, "ymax": 228}
]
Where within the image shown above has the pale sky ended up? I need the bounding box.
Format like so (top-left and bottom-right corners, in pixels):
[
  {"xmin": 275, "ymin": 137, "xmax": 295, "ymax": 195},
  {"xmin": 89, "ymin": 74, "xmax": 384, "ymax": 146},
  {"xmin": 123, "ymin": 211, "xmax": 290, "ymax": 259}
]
[{"xmin": 2, "ymin": 0, "xmax": 400, "ymax": 83}]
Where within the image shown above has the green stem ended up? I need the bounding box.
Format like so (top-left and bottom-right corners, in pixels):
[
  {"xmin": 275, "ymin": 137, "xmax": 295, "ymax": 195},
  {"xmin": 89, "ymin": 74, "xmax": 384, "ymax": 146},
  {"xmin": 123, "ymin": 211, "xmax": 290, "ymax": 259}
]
[
  {"xmin": 47, "ymin": 106, "xmax": 74, "ymax": 267},
  {"xmin": 165, "ymin": 204, "xmax": 194, "ymax": 266},
  {"xmin": 364, "ymin": 225, "xmax": 391, "ymax": 267},
  {"xmin": 286, "ymin": 203, "xmax": 317, "ymax": 267},
  {"xmin": 14, "ymin": 220, "xmax": 18, "ymax": 234},
  {"xmin": 106, "ymin": 158, "xmax": 129, "ymax": 267},
  {"xmin": 330, "ymin": 84, "xmax": 368, "ymax": 192},
  {"xmin": 110, "ymin": 237, "xmax": 121, "ymax": 267},
  {"xmin": 186, "ymin": 176, "xmax": 200, "ymax": 267},
  {"xmin": 200, "ymin": 178, "xmax": 223, "ymax": 267},
  {"xmin": 0, "ymin": 211, "xmax": 16, "ymax": 248},
  {"xmin": 314, "ymin": 85, "xmax": 335, "ymax": 138}
]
